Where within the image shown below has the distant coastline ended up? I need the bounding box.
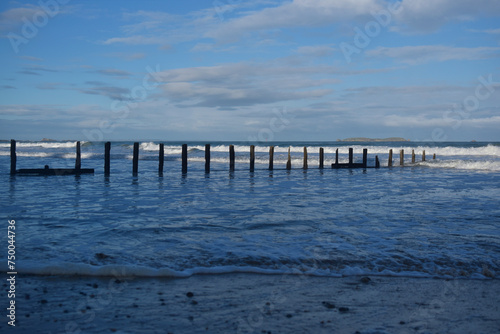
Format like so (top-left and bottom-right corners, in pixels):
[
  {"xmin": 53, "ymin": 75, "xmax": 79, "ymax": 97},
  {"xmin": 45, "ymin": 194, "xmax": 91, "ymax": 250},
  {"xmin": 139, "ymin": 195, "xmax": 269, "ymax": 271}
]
[{"xmin": 337, "ymin": 137, "xmax": 409, "ymax": 142}]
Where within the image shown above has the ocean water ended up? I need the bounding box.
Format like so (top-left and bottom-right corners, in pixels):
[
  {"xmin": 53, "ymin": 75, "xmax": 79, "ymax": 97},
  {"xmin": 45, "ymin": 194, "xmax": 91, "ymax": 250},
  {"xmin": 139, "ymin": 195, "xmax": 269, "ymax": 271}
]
[{"xmin": 1, "ymin": 140, "xmax": 499, "ymax": 279}]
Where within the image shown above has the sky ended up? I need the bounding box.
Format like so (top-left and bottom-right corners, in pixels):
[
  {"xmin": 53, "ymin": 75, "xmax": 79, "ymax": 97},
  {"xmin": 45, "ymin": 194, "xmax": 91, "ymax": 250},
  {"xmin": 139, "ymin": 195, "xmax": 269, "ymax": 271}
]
[{"xmin": 0, "ymin": 0, "xmax": 499, "ymax": 142}]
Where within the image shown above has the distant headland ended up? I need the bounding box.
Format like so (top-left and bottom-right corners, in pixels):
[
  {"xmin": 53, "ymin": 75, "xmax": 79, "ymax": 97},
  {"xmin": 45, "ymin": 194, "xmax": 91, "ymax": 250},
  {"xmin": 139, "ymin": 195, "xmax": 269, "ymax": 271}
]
[{"xmin": 337, "ymin": 137, "xmax": 410, "ymax": 142}]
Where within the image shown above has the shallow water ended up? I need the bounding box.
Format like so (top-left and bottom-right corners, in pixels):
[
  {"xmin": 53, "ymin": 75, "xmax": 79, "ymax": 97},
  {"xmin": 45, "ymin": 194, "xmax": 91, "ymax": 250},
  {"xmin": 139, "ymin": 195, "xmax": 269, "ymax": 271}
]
[{"xmin": 1, "ymin": 141, "xmax": 499, "ymax": 279}]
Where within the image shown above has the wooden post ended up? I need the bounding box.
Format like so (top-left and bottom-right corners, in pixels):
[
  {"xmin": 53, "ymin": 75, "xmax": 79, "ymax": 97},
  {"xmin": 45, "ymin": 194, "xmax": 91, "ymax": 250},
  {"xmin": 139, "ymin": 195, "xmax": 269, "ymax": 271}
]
[
  {"xmin": 363, "ymin": 149, "xmax": 368, "ymax": 168},
  {"xmin": 205, "ymin": 144, "xmax": 210, "ymax": 173},
  {"xmin": 375, "ymin": 156, "xmax": 380, "ymax": 168},
  {"xmin": 229, "ymin": 145, "xmax": 235, "ymax": 171},
  {"xmin": 286, "ymin": 147, "xmax": 292, "ymax": 170},
  {"xmin": 75, "ymin": 141, "xmax": 81, "ymax": 171},
  {"xmin": 269, "ymin": 146, "xmax": 274, "ymax": 170},
  {"xmin": 319, "ymin": 147, "xmax": 324, "ymax": 169},
  {"xmin": 182, "ymin": 144, "xmax": 188, "ymax": 173},
  {"xmin": 10, "ymin": 139, "xmax": 16, "ymax": 175},
  {"xmin": 422, "ymin": 150, "xmax": 426, "ymax": 162},
  {"xmin": 388, "ymin": 149, "xmax": 393, "ymax": 167},
  {"xmin": 412, "ymin": 149, "xmax": 415, "ymax": 163},
  {"xmin": 400, "ymin": 149, "xmax": 404, "ymax": 166},
  {"xmin": 303, "ymin": 147, "xmax": 308, "ymax": 169},
  {"xmin": 250, "ymin": 145, "xmax": 255, "ymax": 172},
  {"xmin": 159, "ymin": 143, "xmax": 164, "ymax": 176},
  {"xmin": 133, "ymin": 142, "xmax": 139, "ymax": 175},
  {"xmin": 348, "ymin": 148, "xmax": 353, "ymax": 167},
  {"xmin": 104, "ymin": 142, "xmax": 111, "ymax": 176},
  {"xmin": 433, "ymin": 153, "xmax": 436, "ymax": 160},
  {"xmin": 335, "ymin": 148, "xmax": 339, "ymax": 165}
]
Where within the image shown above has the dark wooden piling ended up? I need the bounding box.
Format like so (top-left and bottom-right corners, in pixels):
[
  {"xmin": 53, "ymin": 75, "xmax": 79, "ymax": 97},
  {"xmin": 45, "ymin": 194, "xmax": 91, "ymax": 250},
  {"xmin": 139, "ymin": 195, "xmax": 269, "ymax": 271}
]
[
  {"xmin": 159, "ymin": 143, "xmax": 164, "ymax": 175},
  {"xmin": 205, "ymin": 144, "xmax": 211, "ymax": 173},
  {"xmin": 17, "ymin": 167, "xmax": 93, "ymax": 176},
  {"xmin": 303, "ymin": 147, "xmax": 308, "ymax": 169},
  {"xmin": 269, "ymin": 146, "xmax": 274, "ymax": 170},
  {"xmin": 400, "ymin": 149, "xmax": 404, "ymax": 166},
  {"xmin": 75, "ymin": 141, "xmax": 81, "ymax": 171},
  {"xmin": 104, "ymin": 142, "xmax": 111, "ymax": 176},
  {"xmin": 286, "ymin": 147, "xmax": 292, "ymax": 170},
  {"xmin": 433, "ymin": 153, "xmax": 436, "ymax": 160},
  {"xmin": 250, "ymin": 145, "xmax": 255, "ymax": 172},
  {"xmin": 375, "ymin": 156, "xmax": 380, "ymax": 168},
  {"xmin": 133, "ymin": 142, "xmax": 139, "ymax": 175},
  {"xmin": 332, "ymin": 147, "xmax": 368, "ymax": 169},
  {"xmin": 10, "ymin": 139, "xmax": 16, "ymax": 175},
  {"xmin": 422, "ymin": 150, "xmax": 426, "ymax": 162},
  {"xmin": 182, "ymin": 144, "xmax": 188, "ymax": 173},
  {"xmin": 388, "ymin": 149, "xmax": 393, "ymax": 167},
  {"xmin": 412, "ymin": 149, "xmax": 415, "ymax": 163},
  {"xmin": 229, "ymin": 145, "xmax": 235, "ymax": 171},
  {"xmin": 319, "ymin": 147, "xmax": 324, "ymax": 169}
]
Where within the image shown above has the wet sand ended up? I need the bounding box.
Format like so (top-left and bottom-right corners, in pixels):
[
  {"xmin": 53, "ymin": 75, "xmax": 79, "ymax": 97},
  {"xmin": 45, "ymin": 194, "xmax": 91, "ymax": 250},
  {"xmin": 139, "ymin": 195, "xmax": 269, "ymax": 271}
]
[{"xmin": 4, "ymin": 273, "xmax": 500, "ymax": 333}]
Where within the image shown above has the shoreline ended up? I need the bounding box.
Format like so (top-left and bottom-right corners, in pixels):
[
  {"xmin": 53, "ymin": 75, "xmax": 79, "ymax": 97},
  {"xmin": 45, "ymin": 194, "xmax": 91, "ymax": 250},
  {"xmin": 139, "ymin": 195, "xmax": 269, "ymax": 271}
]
[{"xmin": 5, "ymin": 273, "xmax": 499, "ymax": 333}]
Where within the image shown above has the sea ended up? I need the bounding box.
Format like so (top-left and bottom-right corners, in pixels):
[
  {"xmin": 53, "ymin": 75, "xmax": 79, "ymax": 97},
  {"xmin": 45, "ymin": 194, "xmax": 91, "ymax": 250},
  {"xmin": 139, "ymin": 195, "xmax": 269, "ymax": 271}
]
[{"xmin": 1, "ymin": 140, "xmax": 499, "ymax": 280}]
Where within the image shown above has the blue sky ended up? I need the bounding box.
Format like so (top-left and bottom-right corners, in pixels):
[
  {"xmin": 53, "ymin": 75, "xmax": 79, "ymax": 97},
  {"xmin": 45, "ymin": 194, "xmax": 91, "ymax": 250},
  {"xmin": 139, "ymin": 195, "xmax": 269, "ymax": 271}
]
[{"xmin": 1, "ymin": 0, "xmax": 499, "ymax": 141}]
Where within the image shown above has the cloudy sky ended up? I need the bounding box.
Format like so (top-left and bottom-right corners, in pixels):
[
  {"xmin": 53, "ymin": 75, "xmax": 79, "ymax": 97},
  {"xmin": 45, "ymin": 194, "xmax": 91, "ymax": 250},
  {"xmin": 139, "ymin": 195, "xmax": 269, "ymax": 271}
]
[{"xmin": 1, "ymin": 0, "xmax": 499, "ymax": 141}]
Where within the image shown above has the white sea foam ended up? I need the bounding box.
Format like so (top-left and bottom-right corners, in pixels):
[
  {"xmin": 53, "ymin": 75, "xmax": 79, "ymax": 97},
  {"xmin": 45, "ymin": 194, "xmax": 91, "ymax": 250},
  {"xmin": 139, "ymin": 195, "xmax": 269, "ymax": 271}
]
[
  {"xmin": 61, "ymin": 153, "xmax": 94, "ymax": 159},
  {"xmin": 0, "ymin": 151, "xmax": 52, "ymax": 157},
  {"xmin": 140, "ymin": 142, "xmax": 160, "ymax": 151},
  {"xmin": 419, "ymin": 160, "xmax": 500, "ymax": 171},
  {"xmin": 0, "ymin": 141, "xmax": 87, "ymax": 149},
  {"xmin": 14, "ymin": 261, "xmax": 492, "ymax": 279},
  {"xmin": 16, "ymin": 262, "xmax": 301, "ymax": 278},
  {"xmin": 0, "ymin": 152, "xmax": 96, "ymax": 159},
  {"xmin": 156, "ymin": 144, "xmax": 500, "ymax": 157}
]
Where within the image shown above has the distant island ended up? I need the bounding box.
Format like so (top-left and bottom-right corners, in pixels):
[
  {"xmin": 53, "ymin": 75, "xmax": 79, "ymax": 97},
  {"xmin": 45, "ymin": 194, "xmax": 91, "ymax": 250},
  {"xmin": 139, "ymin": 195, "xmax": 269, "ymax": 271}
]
[{"xmin": 337, "ymin": 137, "xmax": 409, "ymax": 142}]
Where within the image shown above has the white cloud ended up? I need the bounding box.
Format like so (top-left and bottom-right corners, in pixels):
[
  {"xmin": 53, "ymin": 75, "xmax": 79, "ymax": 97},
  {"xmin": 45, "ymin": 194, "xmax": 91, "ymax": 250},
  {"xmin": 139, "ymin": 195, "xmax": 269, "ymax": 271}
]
[
  {"xmin": 19, "ymin": 55, "xmax": 43, "ymax": 62},
  {"xmin": 382, "ymin": 115, "xmax": 451, "ymax": 127},
  {"xmin": 0, "ymin": 4, "xmax": 75, "ymax": 35},
  {"xmin": 469, "ymin": 28, "xmax": 500, "ymax": 34},
  {"xmin": 105, "ymin": 52, "xmax": 146, "ymax": 61},
  {"xmin": 99, "ymin": 0, "xmax": 500, "ymax": 49},
  {"xmin": 382, "ymin": 114, "xmax": 500, "ymax": 128},
  {"xmin": 393, "ymin": 0, "xmax": 500, "ymax": 33},
  {"xmin": 367, "ymin": 45, "xmax": 500, "ymax": 65},
  {"xmin": 102, "ymin": 0, "xmax": 386, "ymax": 47},
  {"xmin": 206, "ymin": 0, "xmax": 383, "ymax": 42},
  {"xmin": 154, "ymin": 61, "xmax": 338, "ymax": 109},
  {"xmin": 295, "ymin": 45, "xmax": 336, "ymax": 57},
  {"xmin": 95, "ymin": 69, "xmax": 132, "ymax": 77},
  {"xmin": 121, "ymin": 10, "xmax": 177, "ymax": 34},
  {"xmin": 0, "ymin": 6, "xmax": 46, "ymax": 35},
  {"xmin": 103, "ymin": 35, "xmax": 168, "ymax": 46}
]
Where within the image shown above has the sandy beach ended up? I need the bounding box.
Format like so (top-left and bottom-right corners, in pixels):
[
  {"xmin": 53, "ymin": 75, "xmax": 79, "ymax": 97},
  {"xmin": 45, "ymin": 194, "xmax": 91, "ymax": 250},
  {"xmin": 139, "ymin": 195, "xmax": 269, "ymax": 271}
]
[{"xmin": 4, "ymin": 273, "xmax": 499, "ymax": 333}]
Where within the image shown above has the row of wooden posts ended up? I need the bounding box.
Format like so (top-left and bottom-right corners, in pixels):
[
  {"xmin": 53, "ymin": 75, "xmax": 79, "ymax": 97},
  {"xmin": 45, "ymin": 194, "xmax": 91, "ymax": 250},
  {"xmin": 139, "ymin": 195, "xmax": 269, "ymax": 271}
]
[{"xmin": 9, "ymin": 140, "xmax": 435, "ymax": 176}]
